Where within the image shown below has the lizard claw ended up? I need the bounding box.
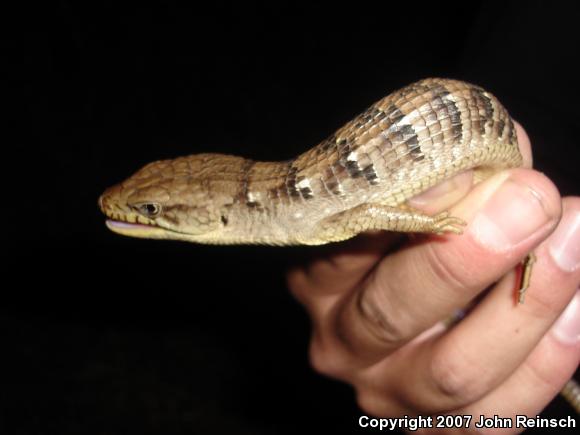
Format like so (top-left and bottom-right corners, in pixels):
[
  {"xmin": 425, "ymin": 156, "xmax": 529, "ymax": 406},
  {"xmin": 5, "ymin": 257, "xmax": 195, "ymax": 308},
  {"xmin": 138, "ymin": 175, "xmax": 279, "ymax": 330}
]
[{"xmin": 432, "ymin": 211, "xmax": 466, "ymax": 235}]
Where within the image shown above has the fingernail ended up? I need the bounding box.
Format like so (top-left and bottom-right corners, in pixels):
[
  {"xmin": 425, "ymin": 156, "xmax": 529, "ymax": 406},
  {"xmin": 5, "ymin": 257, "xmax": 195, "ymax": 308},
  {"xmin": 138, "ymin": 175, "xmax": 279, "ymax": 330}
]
[
  {"xmin": 549, "ymin": 210, "xmax": 580, "ymax": 272},
  {"xmin": 552, "ymin": 290, "xmax": 580, "ymax": 345},
  {"xmin": 470, "ymin": 179, "xmax": 553, "ymax": 251}
]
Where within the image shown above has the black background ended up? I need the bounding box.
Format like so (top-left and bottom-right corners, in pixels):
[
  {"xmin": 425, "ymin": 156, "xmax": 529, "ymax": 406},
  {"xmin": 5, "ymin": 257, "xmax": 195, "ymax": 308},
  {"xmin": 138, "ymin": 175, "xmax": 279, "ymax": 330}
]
[{"xmin": 3, "ymin": 1, "xmax": 580, "ymax": 434}]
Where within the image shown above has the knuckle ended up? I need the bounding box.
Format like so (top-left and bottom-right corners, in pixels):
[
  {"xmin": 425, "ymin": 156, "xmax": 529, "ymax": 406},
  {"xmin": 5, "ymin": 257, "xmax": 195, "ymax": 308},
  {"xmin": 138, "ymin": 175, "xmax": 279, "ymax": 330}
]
[
  {"xmin": 424, "ymin": 244, "xmax": 472, "ymax": 295},
  {"xmin": 285, "ymin": 268, "xmax": 312, "ymax": 306},
  {"xmin": 355, "ymin": 388, "xmax": 392, "ymax": 416},
  {"xmin": 522, "ymin": 274, "xmax": 573, "ymax": 320},
  {"xmin": 308, "ymin": 336, "xmax": 348, "ymax": 380},
  {"xmin": 357, "ymin": 285, "xmax": 407, "ymax": 346},
  {"xmin": 525, "ymin": 293, "xmax": 565, "ymax": 321},
  {"xmin": 308, "ymin": 340, "xmax": 332, "ymax": 375},
  {"xmin": 286, "ymin": 266, "xmax": 306, "ymax": 292},
  {"xmin": 429, "ymin": 345, "xmax": 488, "ymax": 404}
]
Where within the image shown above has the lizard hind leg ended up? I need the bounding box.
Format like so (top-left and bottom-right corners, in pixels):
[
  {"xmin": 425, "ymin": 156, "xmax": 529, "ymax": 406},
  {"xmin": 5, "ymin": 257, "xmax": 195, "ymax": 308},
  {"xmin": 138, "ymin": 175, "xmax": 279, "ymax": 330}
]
[{"xmin": 305, "ymin": 203, "xmax": 466, "ymax": 245}]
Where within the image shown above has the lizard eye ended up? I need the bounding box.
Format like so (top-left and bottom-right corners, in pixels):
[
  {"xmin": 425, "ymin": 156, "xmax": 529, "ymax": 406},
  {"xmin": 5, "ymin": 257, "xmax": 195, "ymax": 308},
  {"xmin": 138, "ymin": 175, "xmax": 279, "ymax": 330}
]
[{"xmin": 135, "ymin": 202, "xmax": 162, "ymax": 218}]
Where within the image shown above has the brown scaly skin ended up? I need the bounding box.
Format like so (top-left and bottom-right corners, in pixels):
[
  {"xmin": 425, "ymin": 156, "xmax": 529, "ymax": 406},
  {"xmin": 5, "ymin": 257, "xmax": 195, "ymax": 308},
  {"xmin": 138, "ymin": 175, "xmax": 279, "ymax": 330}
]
[{"xmin": 99, "ymin": 78, "xmax": 521, "ymax": 245}]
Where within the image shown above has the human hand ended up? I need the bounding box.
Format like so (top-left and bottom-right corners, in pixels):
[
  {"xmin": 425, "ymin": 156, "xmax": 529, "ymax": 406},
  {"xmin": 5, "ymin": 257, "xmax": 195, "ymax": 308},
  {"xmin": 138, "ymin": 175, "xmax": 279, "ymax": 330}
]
[{"xmin": 287, "ymin": 123, "xmax": 580, "ymax": 432}]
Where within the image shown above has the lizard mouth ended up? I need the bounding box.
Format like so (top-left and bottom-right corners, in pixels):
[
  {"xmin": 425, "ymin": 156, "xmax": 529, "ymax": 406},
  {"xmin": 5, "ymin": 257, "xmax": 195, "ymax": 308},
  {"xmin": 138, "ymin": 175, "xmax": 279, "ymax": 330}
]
[
  {"xmin": 105, "ymin": 218, "xmax": 173, "ymax": 239},
  {"xmin": 106, "ymin": 219, "xmax": 153, "ymax": 230},
  {"xmin": 102, "ymin": 206, "xmax": 172, "ymax": 238}
]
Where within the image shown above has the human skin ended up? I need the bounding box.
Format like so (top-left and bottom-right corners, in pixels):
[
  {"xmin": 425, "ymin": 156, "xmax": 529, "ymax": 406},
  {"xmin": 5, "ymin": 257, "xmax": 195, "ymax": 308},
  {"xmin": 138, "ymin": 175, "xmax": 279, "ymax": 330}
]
[{"xmin": 286, "ymin": 123, "xmax": 580, "ymax": 433}]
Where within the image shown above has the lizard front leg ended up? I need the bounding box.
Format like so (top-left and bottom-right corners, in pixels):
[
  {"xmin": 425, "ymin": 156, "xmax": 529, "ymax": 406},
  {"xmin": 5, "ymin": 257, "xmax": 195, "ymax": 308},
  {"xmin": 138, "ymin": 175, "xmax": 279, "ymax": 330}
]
[{"xmin": 302, "ymin": 203, "xmax": 466, "ymax": 245}]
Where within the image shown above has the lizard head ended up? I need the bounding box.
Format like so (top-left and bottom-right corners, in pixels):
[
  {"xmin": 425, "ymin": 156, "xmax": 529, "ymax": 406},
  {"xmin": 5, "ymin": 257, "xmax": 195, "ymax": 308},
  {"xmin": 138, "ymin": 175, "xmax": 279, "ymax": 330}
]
[{"xmin": 99, "ymin": 154, "xmax": 241, "ymax": 243}]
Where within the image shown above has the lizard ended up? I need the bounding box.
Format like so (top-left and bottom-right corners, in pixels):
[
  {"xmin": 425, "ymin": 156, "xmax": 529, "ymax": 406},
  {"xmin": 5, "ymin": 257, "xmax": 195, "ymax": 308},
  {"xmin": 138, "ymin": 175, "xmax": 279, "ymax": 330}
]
[{"xmin": 98, "ymin": 77, "xmax": 579, "ymax": 413}]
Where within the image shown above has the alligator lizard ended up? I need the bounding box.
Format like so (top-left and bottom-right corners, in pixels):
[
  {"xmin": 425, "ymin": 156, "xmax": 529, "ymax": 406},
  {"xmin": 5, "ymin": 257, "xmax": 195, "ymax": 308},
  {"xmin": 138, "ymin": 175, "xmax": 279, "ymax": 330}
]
[
  {"xmin": 99, "ymin": 78, "xmax": 521, "ymax": 245},
  {"xmin": 98, "ymin": 77, "xmax": 580, "ymax": 413}
]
